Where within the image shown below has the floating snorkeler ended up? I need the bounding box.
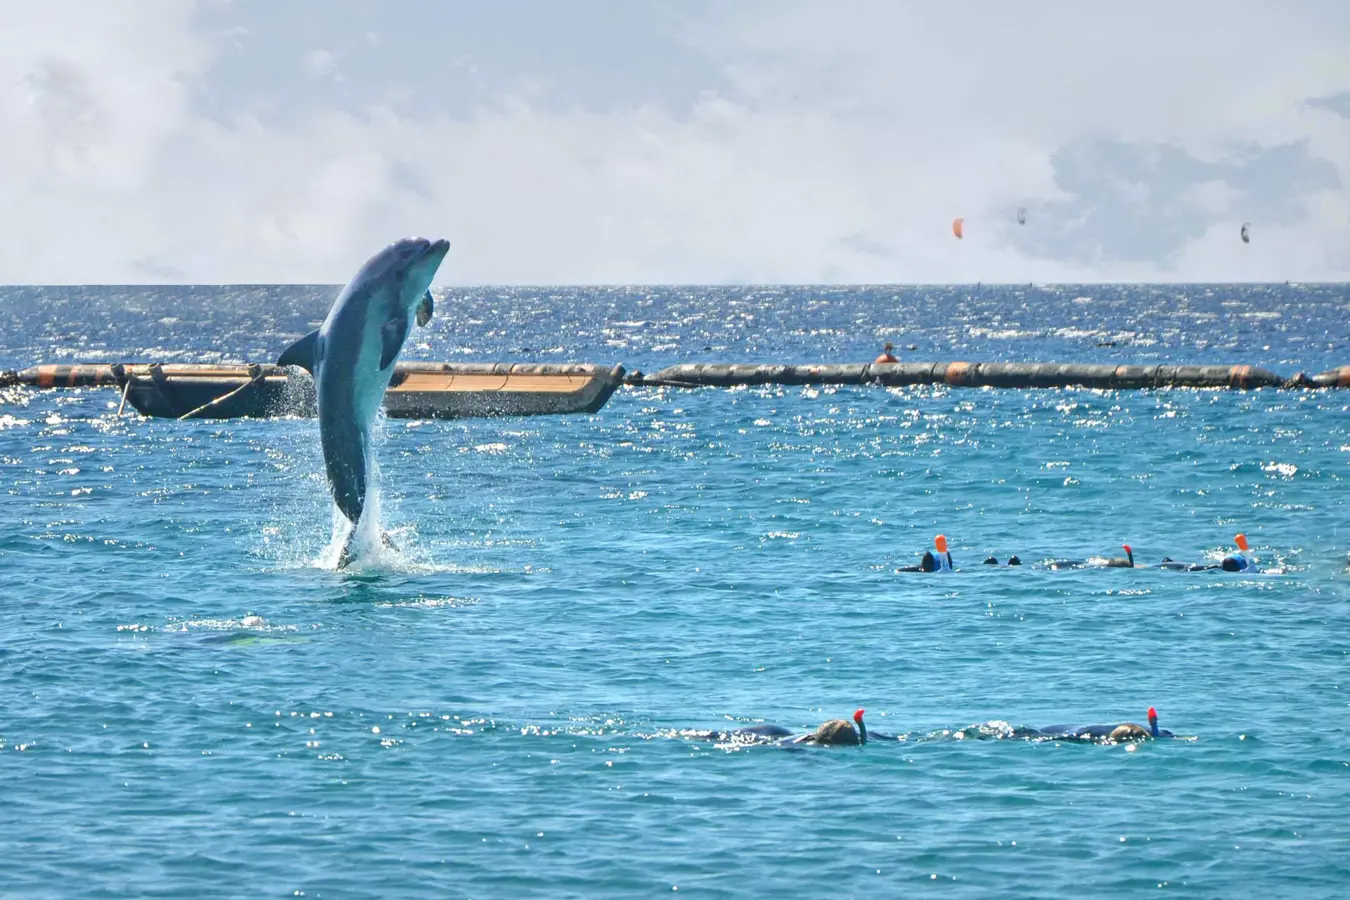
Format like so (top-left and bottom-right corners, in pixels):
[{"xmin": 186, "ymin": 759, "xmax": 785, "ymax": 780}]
[
  {"xmin": 1034, "ymin": 707, "xmax": 1175, "ymax": 743},
  {"xmin": 898, "ymin": 535, "xmax": 955, "ymax": 573},
  {"xmin": 700, "ymin": 709, "xmax": 880, "ymax": 746},
  {"xmin": 1159, "ymin": 534, "xmax": 1255, "ymax": 572},
  {"xmin": 1045, "ymin": 543, "xmax": 1134, "ymax": 569}
]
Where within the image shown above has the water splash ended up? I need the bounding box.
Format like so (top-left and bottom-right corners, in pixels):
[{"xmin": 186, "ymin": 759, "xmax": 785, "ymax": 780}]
[{"xmin": 319, "ymin": 479, "xmax": 391, "ymax": 571}]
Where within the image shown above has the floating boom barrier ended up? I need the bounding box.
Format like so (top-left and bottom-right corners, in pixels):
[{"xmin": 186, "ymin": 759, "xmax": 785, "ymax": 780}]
[
  {"xmin": 2, "ymin": 360, "xmax": 1347, "ymax": 421},
  {"xmin": 0, "ymin": 362, "xmax": 626, "ymax": 420},
  {"xmin": 625, "ymin": 362, "xmax": 1350, "ymax": 390}
]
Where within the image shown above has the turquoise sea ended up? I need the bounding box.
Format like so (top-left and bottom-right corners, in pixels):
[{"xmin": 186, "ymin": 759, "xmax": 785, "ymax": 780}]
[{"xmin": 2, "ymin": 283, "xmax": 1348, "ymax": 898}]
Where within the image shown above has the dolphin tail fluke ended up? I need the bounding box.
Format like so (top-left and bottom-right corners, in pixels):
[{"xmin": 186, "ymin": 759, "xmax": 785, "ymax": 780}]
[
  {"xmin": 278, "ymin": 329, "xmax": 321, "ymax": 372},
  {"xmin": 416, "ymin": 290, "xmax": 434, "ymax": 327},
  {"xmin": 335, "ymin": 530, "xmax": 397, "ymax": 569},
  {"xmin": 336, "ymin": 529, "xmax": 359, "ymax": 569}
]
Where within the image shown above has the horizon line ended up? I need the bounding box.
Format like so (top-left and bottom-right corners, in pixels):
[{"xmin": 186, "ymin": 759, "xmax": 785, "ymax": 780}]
[{"xmin": 0, "ymin": 280, "xmax": 1344, "ymax": 289}]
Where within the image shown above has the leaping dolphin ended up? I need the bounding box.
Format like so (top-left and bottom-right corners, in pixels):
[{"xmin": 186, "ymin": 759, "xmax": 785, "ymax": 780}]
[{"xmin": 277, "ymin": 237, "xmax": 450, "ymax": 567}]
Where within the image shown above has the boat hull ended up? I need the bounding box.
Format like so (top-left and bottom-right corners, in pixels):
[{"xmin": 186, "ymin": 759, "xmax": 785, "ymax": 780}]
[{"xmin": 113, "ymin": 362, "xmax": 624, "ymax": 420}]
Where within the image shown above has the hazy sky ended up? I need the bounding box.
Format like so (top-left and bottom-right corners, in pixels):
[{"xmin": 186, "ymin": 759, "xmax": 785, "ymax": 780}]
[{"xmin": 3, "ymin": 0, "xmax": 1349, "ymax": 284}]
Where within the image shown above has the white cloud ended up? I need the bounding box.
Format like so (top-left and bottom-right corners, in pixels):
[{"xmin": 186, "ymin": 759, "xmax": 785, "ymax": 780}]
[
  {"xmin": 304, "ymin": 49, "xmax": 338, "ymax": 79},
  {"xmin": 0, "ymin": 0, "xmax": 1347, "ymax": 284}
]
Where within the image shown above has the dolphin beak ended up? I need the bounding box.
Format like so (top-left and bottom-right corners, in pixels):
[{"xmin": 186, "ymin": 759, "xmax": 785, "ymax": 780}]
[{"xmin": 425, "ymin": 238, "xmax": 451, "ymax": 266}]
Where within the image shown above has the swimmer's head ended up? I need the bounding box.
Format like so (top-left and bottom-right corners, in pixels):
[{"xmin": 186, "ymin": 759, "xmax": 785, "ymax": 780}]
[
  {"xmin": 1108, "ymin": 723, "xmax": 1149, "ymax": 742},
  {"xmin": 883, "ymin": 342, "xmax": 894, "ymax": 351},
  {"xmin": 920, "ymin": 550, "xmax": 937, "ymax": 572},
  {"xmin": 983, "ymin": 556, "xmax": 999, "ymax": 565},
  {"xmin": 1007, "ymin": 555, "xmax": 1022, "ymax": 566},
  {"xmin": 807, "ymin": 718, "xmax": 860, "ymax": 746}
]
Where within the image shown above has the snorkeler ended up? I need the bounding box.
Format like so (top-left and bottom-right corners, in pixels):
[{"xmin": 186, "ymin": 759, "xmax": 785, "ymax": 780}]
[
  {"xmin": 1104, "ymin": 544, "xmax": 1135, "ymax": 568},
  {"xmin": 874, "ymin": 342, "xmax": 898, "ymax": 364},
  {"xmin": 897, "ymin": 550, "xmax": 939, "ymax": 573},
  {"xmin": 1160, "ymin": 534, "xmax": 1256, "ymax": 572},
  {"xmin": 702, "ymin": 709, "xmax": 877, "ymax": 746},
  {"xmin": 1046, "ymin": 544, "xmax": 1133, "ymax": 569},
  {"xmin": 1221, "ymin": 534, "xmax": 1254, "ymax": 571},
  {"xmin": 898, "ymin": 535, "xmax": 954, "ymax": 573},
  {"xmin": 1036, "ymin": 707, "xmax": 1174, "ymax": 743},
  {"xmin": 932, "ymin": 535, "xmax": 954, "ymax": 570}
]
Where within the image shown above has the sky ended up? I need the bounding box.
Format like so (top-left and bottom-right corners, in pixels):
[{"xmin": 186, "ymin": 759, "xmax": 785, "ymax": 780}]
[{"xmin": 2, "ymin": 0, "xmax": 1349, "ymax": 285}]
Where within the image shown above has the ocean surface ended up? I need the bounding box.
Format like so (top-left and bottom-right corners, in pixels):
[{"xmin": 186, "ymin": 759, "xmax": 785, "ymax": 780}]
[{"xmin": 2, "ymin": 283, "xmax": 1348, "ymax": 898}]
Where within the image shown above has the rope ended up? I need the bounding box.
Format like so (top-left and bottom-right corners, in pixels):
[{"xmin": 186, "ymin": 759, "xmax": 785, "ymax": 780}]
[{"xmin": 177, "ymin": 364, "xmax": 266, "ymax": 420}]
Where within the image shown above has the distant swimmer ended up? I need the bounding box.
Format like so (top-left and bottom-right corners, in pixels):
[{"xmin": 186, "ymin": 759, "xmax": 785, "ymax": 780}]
[
  {"xmin": 982, "ymin": 556, "xmax": 1023, "ymax": 566},
  {"xmin": 898, "ymin": 535, "xmax": 954, "ymax": 573},
  {"xmin": 1045, "ymin": 544, "xmax": 1132, "ymax": 569},
  {"xmin": 931, "ymin": 535, "xmax": 954, "ymax": 571},
  {"xmin": 1159, "ymin": 534, "xmax": 1255, "ymax": 572},
  {"xmin": 1222, "ymin": 533, "xmax": 1254, "ymax": 571},
  {"xmin": 898, "ymin": 550, "xmax": 939, "ymax": 573},
  {"xmin": 1037, "ymin": 707, "xmax": 1174, "ymax": 743},
  {"xmin": 799, "ymin": 709, "xmax": 868, "ymax": 746},
  {"xmin": 1104, "ymin": 544, "xmax": 1135, "ymax": 568},
  {"xmin": 702, "ymin": 710, "xmax": 876, "ymax": 746},
  {"xmin": 874, "ymin": 342, "xmax": 898, "ymax": 364}
]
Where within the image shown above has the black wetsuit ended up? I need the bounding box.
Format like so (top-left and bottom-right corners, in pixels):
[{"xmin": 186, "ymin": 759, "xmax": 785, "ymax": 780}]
[
  {"xmin": 1034, "ymin": 723, "xmax": 1174, "ymax": 741},
  {"xmin": 1159, "ymin": 556, "xmax": 1251, "ymax": 572},
  {"xmin": 899, "ymin": 551, "xmax": 943, "ymax": 573}
]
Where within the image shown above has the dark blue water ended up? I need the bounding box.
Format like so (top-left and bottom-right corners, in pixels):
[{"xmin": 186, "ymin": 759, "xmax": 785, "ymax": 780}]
[
  {"xmin": 2, "ymin": 284, "xmax": 1349, "ymax": 898},
  {"xmin": 3, "ymin": 282, "xmax": 1347, "ymax": 374}
]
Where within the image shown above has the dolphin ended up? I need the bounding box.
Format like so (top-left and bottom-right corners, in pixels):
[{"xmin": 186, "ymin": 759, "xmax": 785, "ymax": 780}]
[{"xmin": 277, "ymin": 237, "xmax": 450, "ymax": 567}]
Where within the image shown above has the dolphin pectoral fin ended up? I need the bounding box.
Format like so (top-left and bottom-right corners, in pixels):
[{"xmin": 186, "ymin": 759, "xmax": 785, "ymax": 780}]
[
  {"xmin": 416, "ymin": 290, "xmax": 434, "ymax": 327},
  {"xmin": 380, "ymin": 316, "xmax": 408, "ymax": 369},
  {"xmin": 278, "ymin": 329, "xmax": 321, "ymax": 372}
]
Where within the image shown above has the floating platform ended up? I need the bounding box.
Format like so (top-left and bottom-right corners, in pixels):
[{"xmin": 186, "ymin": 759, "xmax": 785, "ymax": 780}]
[
  {"xmin": 630, "ymin": 362, "xmax": 1350, "ymax": 390},
  {"xmin": 2, "ymin": 362, "xmax": 625, "ymax": 420}
]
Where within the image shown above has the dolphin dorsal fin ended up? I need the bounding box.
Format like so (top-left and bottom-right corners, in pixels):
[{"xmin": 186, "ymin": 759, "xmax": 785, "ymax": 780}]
[
  {"xmin": 380, "ymin": 316, "xmax": 408, "ymax": 369},
  {"xmin": 416, "ymin": 289, "xmax": 434, "ymax": 327},
  {"xmin": 278, "ymin": 329, "xmax": 321, "ymax": 373}
]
